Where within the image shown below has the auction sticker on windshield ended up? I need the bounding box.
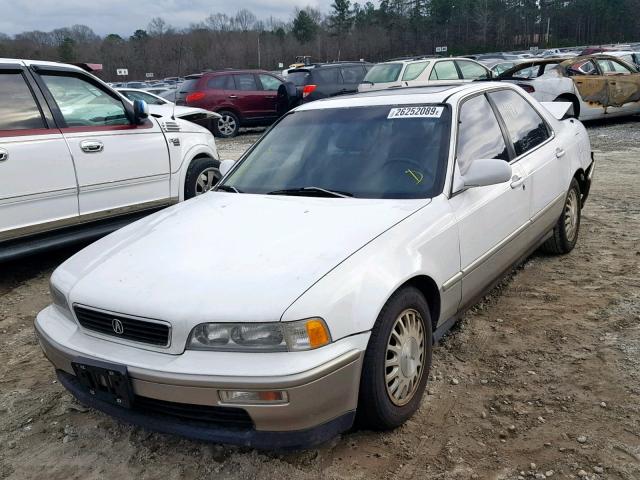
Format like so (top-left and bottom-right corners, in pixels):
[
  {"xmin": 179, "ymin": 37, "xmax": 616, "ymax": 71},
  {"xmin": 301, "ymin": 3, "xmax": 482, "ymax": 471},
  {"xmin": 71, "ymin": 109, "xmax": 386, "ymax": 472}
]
[{"xmin": 388, "ymin": 106, "xmax": 444, "ymax": 119}]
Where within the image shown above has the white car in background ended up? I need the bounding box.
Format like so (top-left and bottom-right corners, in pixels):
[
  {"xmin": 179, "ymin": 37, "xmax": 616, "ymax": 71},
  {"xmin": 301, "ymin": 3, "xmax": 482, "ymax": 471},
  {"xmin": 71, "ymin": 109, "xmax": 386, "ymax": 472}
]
[
  {"xmin": 36, "ymin": 82, "xmax": 594, "ymax": 449},
  {"xmin": 358, "ymin": 57, "xmax": 491, "ymax": 92},
  {"xmin": 0, "ymin": 59, "xmax": 220, "ymax": 261},
  {"xmin": 498, "ymin": 55, "xmax": 640, "ymax": 120},
  {"xmin": 117, "ymin": 88, "xmax": 220, "ymax": 134}
]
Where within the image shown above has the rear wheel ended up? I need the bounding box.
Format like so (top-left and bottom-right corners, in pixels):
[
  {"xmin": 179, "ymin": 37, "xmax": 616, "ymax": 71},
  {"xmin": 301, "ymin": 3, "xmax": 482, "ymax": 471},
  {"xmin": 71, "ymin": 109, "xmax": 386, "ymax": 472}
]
[
  {"xmin": 358, "ymin": 287, "xmax": 432, "ymax": 430},
  {"xmin": 184, "ymin": 157, "xmax": 220, "ymax": 200},
  {"xmin": 213, "ymin": 111, "xmax": 240, "ymax": 138},
  {"xmin": 541, "ymin": 178, "xmax": 581, "ymax": 254}
]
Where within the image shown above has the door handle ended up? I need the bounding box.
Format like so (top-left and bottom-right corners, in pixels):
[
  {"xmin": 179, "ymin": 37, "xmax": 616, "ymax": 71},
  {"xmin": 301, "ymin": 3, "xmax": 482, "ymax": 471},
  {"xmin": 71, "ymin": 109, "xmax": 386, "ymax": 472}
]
[
  {"xmin": 80, "ymin": 140, "xmax": 104, "ymax": 153},
  {"xmin": 228, "ymin": 95, "xmax": 238, "ymax": 99},
  {"xmin": 555, "ymin": 148, "xmax": 566, "ymax": 158},
  {"xmin": 0, "ymin": 148, "xmax": 8, "ymax": 162},
  {"xmin": 266, "ymin": 95, "xmax": 276, "ymax": 99},
  {"xmin": 510, "ymin": 174, "xmax": 525, "ymax": 189}
]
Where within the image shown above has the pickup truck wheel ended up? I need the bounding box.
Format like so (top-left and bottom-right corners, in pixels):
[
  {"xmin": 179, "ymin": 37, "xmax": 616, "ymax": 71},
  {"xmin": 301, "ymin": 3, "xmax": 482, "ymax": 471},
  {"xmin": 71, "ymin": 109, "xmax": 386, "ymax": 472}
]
[
  {"xmin": 541, "ymin": 178, "xmax": 581, "ymax": 254},
  {"xmin": 213, "ymin": 111, "xmax": 240, "ymax": 138},
  {"xmin": 184, "ymin": 157, "xmax": 220, "ymax": 200},
  {"xmin": 358, "ymin": 286, "xmax": 432, "ymax": 430}
]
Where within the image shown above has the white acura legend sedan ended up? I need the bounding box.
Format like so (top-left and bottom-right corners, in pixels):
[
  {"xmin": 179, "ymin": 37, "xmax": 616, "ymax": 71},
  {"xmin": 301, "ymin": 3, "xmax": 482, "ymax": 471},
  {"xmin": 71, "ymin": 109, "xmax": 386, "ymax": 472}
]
[{"xmin": 36, "ymin": 82, "xmax": 594, "ymax": 449}]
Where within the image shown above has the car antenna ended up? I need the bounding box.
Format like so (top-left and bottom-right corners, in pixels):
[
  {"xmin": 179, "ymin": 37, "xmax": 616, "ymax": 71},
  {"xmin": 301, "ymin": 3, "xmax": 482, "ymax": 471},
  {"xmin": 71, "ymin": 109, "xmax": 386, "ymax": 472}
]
[{"xmin": 172, "ymin": 37, "xmax": 185, "ymax": 121}]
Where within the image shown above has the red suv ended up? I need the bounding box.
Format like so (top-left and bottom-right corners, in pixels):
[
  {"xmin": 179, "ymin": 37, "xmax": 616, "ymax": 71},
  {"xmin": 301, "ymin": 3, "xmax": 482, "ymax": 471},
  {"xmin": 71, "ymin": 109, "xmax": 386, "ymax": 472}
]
[{"xmin": 176, "ymin": 70, "xmax": 292, "ymax": 138}]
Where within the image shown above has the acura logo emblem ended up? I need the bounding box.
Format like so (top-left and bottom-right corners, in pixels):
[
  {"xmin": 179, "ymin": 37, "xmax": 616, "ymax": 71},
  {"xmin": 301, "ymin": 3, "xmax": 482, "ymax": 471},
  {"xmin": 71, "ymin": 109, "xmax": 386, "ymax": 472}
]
[{"xmin": 112, "ymin": 319, "xmax": 124, "ymax": 335}]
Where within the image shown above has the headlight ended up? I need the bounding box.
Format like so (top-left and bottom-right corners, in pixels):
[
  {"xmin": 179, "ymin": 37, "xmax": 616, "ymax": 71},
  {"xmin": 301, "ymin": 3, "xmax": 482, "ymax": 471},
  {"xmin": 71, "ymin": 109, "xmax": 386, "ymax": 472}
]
[
  {"xmin": 187, "ymin": 318, "xmax": 331, "ymax": 352},
  {"xmin": 49, "ymin": 282, "xmax": 72, "ymax": 320}
]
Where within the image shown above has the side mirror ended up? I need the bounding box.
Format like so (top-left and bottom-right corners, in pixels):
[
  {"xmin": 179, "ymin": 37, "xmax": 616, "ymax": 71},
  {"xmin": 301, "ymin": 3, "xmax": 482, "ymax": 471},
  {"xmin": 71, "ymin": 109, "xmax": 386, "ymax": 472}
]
[
  {"xmin": 133, "ymin": 99, "xmax": 149, "ymax": 124},
  {"xmin": 461, "ymin": 159, "xmax": 512, "ymax": 189},
  {"xmin": 219, "ymin": 159, "xmax": 235, "ymax": 177}
]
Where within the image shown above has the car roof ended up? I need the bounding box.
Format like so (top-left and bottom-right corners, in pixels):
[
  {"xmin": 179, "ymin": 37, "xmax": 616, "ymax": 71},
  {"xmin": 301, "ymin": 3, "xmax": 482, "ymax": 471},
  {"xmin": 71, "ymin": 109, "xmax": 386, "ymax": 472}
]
[
  {"xmin": 295, "ymin": 82, "xmax": 507, "ymax": 111},
  {"xmin": 0, "ymin": 58, "xmax": 87, "ymax": 74},
  {"xmin": 378, "ymin": 57, "xmax": 480, "ymax": 65}
]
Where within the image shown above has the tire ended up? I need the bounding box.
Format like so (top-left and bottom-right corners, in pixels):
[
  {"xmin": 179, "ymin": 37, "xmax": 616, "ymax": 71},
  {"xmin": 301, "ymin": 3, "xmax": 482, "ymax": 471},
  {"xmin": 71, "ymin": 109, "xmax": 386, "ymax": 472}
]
[
  {"xmin": 184, "ymin": 157, "xmax": 220, "ymax": 200},
  {"xmin": 541, "ymin": 178, "xmax": 581, "ymax": 254},
  {"xmin": 358, "ymin": 286, "xmax": 433, "ymax": 430},
  {"xmin": 213, "ymin": 111, "xmax": 240, "ymax": 138}
]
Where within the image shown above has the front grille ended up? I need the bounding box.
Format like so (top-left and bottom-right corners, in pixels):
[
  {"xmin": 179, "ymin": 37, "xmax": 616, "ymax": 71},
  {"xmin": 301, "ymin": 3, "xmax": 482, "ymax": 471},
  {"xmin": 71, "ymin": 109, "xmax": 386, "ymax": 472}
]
[
  {"xmin": 74, "ymin": 306, "xmax": 170, "ymax": 347},
  {"xmin": 133, "ymin": 396, "xmax": 253, "ymax": 429}
]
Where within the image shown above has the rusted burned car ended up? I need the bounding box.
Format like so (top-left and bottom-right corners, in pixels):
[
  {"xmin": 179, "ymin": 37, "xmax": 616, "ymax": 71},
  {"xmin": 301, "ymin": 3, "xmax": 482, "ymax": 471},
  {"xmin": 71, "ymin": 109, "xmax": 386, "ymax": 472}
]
[{"xmin": 498, "ymin": 55, "xmax": 640, "ymax": 120}]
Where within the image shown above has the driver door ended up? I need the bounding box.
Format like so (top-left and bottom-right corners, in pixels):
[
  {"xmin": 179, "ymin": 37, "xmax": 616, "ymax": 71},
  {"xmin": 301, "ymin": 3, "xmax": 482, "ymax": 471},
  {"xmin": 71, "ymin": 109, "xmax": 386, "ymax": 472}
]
[{"xmin": 37, "ymin": 71, "xmax": 171, "ymax": 217}]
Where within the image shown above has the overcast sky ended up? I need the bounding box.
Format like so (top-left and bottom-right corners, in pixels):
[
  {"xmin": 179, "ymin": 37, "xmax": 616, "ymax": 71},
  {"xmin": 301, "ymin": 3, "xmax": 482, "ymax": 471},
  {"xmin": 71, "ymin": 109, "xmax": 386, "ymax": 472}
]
[{"xmin": 0, "ymin": 0, "xmax": 331, "ymax": 37}]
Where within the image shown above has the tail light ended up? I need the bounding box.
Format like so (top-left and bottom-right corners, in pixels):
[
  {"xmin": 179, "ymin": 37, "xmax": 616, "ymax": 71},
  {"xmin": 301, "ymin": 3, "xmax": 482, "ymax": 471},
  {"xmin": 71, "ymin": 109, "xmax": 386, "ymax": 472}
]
[
  {"xmin": 185, "ymin": 91, "xmax": 206, "ymax": 103},
  {"xmin": 518, "ymin": 84, "xmax": 535, "ymax": 93},
  {"xmin": 302, "ymin": 85, "xmax": 317, "ymax": 98}
]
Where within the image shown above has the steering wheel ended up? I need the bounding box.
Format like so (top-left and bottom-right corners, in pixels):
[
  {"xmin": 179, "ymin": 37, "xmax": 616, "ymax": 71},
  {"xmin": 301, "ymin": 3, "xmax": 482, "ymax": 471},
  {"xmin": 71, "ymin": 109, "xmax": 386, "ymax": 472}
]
[{"xmin": 381, "ymin": 157, "xmax": 433, "ymax": 187}]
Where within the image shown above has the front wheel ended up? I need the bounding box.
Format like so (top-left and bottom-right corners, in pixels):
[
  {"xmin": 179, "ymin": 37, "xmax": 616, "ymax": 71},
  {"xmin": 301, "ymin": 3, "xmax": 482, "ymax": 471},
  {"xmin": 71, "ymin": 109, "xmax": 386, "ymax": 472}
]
[
  {"xmin": 213, "ymin": 111, "xmax": 240, "ymax": 138},
  {"xmin": 358, "ymin": 287, "xmax": 433, "ymax": 430},
  {"xmin": 541, "ymin": 178, "xmax": 581, "ymax": 254},
  {"xmin": 184, "ymin": 157, "xmax": 220, "ymax": 200}
]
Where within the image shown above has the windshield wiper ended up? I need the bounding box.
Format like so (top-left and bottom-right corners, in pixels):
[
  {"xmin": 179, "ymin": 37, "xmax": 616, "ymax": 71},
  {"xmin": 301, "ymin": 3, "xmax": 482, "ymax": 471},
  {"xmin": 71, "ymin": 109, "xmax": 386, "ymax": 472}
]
[
  {"xmin": 217, "ymin": 185, "xmax": 241, "ymax": 193},
  {"xmin": 267, "ymin": 186, "xmax": 353, "ymax": 198}
]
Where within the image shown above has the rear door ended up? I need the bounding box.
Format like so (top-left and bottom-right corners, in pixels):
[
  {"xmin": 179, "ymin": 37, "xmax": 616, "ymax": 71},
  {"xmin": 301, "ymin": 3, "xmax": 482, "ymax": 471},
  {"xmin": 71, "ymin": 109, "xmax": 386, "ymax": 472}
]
[
  {"xmin": 567, "ymin": 59, "xmax": 609, "ymax": 118},
  {"xmin": 36, "ymin": 68, "xmax": 171, "ymax": 217},
  {"xmin": 0, "ymin": 65, "xmax": 78, "ymax": 241},
  {"xmin": 594, "ymin": 58, "xmax": 640, "ymax": 115},
  {"xmin": 487, "ymin": 89, "xmax": 564, "ymax": 235},
  {"xmin": 227, "ymin": 73, "xmax": 264, "ymax": 120},
  {"xmin": 256, "ymin": 73, "xmax": 284, "ymax": 119}
]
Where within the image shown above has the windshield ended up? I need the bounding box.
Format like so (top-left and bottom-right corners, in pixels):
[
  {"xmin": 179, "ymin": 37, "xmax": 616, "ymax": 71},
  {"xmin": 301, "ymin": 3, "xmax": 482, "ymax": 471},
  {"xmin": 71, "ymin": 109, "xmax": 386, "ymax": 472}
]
[
  {"xmin": 220, "ymin": 105, "xmax": 451, "ymax": 199},
  {"xmin": 363, "ymin": 63, "xmax": 403, "ymax": 84}
]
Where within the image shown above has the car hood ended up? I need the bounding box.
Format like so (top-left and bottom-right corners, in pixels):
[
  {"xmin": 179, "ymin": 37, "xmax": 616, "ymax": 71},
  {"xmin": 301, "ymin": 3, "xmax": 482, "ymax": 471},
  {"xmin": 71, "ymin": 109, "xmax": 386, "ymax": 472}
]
[{"xmin": 57, "ymin": 193, "xmax": 429, "ymax": 326}]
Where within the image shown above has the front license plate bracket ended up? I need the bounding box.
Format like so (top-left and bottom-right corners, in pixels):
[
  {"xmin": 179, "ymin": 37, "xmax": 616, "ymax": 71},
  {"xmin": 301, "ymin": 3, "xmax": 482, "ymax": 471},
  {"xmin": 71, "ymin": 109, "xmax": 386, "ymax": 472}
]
[{"xmin": 71, "ymin": 357, "xmax": 134, "ymax": 408}]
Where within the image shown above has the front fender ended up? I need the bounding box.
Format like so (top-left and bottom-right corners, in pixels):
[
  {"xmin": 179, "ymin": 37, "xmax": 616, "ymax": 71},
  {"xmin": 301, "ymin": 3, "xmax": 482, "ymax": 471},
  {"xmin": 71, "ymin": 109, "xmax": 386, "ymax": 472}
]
[
  {"xmin": 171, "ymin": 143, "xmax": 218, "ymax": 201},
  {"xmin": 281, "ymin": 196, "xmax": 461, "ymax": 341}
]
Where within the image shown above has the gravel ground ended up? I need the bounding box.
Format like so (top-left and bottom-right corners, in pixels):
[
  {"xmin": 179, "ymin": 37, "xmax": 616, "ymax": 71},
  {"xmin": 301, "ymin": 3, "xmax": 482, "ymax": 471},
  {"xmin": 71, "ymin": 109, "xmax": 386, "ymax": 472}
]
[{"xmin": 1, "ymin": 118, "xmax": 639, "ymax": 480}]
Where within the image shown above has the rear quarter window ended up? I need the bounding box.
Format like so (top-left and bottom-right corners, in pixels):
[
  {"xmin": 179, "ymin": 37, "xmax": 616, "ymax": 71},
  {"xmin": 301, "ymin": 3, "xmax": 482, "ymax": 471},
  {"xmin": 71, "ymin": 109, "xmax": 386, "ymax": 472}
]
[{"xmin": 312, "ymin": 68, "xmax": 340, "ymax": 84}]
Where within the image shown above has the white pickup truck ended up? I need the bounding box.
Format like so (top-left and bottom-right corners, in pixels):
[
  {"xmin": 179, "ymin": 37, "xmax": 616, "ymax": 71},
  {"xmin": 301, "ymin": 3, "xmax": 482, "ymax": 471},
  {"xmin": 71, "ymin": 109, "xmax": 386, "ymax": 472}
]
[{"xmin": 0, "ymin": 59, "xmax": 220, "ymax": 261}]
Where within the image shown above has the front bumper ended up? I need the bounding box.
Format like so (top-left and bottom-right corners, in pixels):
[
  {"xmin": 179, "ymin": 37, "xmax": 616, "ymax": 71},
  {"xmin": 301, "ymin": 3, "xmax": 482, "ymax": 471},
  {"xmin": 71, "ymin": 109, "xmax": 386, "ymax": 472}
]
[{"xmin": 35, "ymin": 307, "xmax": 367, "ymax": 449}]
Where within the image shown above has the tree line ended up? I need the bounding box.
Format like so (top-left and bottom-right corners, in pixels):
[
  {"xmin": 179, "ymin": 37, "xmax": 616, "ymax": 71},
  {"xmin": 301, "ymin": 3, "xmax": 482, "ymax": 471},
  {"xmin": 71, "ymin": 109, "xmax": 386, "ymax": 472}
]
[{"xmin": 0, "ymin": 0, "xmax": 638, "ymax": 81}]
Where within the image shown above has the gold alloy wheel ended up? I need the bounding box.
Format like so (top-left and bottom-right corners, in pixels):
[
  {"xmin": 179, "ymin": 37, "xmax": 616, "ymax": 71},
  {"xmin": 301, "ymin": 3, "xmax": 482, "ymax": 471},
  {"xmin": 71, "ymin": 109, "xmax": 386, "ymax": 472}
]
[{"xmin": 385, "ymin": 308, "xmax": 425, "ymax": 406}]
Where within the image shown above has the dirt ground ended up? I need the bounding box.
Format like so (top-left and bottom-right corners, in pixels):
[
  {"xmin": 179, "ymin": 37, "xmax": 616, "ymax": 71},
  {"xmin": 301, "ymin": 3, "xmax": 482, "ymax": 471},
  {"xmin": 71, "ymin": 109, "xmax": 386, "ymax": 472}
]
[{"xmin": 1, "ymin": 118, "xmax": 639, "ymax": 480}]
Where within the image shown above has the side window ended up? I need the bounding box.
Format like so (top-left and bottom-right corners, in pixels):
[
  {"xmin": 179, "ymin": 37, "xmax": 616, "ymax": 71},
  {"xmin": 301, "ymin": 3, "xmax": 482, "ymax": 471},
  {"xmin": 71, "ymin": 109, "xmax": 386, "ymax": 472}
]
[
  {"xmin": 121, "ymin": 91, "xmax": 164, "ymax": 105},
  {"xmin": 430, "ymin": 61, "xmax": 459, "ymax": 81},
  {"xmin": 0, "ymin": 73, "xmax": 46, "ymax": 131},
  {"xmin": 232, "ymin": 74, "xmax": 258, "ymax": 91},
  {"xmin": 207, "ymin": 75, "xmax": 232, "ymax": 89},
  {"xmin": 456, "ymin": 95, "xmax": 509, "ymax": 175},
  {"xmin": 608, "ymin": 59, "xmax": 633, "ymax": 74},
  {"xmin": 457, "ymin": 61, "xmax": 490, "ymax": 80},
  {"xmin": 312, "ymin": 68, "xmax": 340, "ymax": 84},
  {"xmin": 402, "ymin": 61, "xmax": 429, "ymax": 81},
  {"xmin": 488, "ymin": 90, "xmax": 550, "ymax": 157},
  {"xmin": 568, "ymin": 60, "xmax": 597, "ymax": 76},
  {"xmin": 41, "ymin": 74, "xmax": 130, "ymax": 127},
  {"xmin": 258, "ymin": 74, "xmax": 282, "ymax": 91},
  {"xmin": 340, "ymin": 66, "xmax": 365, "ymax": 84}
]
